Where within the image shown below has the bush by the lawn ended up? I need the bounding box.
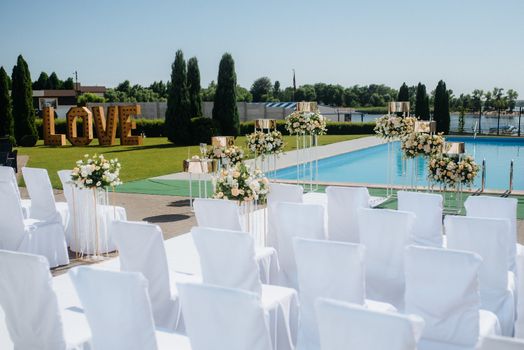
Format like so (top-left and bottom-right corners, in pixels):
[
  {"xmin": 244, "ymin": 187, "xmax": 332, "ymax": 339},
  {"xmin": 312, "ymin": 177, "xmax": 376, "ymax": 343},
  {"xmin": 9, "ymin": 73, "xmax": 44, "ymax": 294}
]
[{"xmin": 35, "ymin": 118, "xmax": 375, "ymax": 143}]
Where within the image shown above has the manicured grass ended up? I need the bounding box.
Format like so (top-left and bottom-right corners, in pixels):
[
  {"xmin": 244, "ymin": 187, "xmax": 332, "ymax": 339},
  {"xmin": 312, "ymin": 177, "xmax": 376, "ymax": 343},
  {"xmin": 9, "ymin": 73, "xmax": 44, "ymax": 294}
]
[{"xmin": 17, "ymin": 135, "xmax": 370, "ymax": 188}]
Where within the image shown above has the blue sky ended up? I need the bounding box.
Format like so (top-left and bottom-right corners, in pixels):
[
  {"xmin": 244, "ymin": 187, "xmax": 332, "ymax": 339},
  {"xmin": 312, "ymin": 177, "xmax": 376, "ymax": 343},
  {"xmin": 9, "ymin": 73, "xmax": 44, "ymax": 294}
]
[{"xmin": 0, "ymin": 0, "xmax": 523, "ymax": 95}]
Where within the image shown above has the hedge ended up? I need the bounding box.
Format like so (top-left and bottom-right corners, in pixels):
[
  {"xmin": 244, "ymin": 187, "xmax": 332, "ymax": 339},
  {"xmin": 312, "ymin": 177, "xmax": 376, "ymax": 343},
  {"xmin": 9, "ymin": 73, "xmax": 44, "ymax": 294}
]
[{"xmin": 35, "ymin": 118, "xmax": 375, "ymax": 143}]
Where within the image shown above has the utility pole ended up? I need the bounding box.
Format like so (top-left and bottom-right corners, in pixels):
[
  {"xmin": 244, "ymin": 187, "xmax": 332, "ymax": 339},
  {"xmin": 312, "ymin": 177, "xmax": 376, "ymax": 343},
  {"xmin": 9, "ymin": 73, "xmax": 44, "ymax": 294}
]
[{"xmin": 292, "ymin": 69, "xmax": 296, "ymax": 102}]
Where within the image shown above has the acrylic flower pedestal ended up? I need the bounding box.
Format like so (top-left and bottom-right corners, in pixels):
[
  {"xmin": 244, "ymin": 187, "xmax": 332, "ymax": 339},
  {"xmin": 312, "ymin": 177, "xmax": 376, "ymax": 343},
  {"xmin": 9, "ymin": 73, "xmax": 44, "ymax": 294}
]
[{"xmin": 70, "ymin": 187, "xmax": 114, "ymax": 260}]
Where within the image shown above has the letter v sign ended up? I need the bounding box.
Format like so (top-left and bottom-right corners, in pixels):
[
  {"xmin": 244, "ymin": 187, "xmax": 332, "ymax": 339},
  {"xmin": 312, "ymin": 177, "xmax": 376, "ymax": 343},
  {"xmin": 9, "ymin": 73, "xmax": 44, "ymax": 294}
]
[{"xmin": 92, "ymin": 106, "xmax": 118, "ymax": 146}]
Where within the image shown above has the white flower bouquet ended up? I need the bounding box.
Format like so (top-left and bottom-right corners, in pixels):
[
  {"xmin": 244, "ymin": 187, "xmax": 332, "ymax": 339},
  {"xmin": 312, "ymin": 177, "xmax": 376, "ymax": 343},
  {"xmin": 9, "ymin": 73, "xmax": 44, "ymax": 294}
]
[
  {"xmin": 206, "ymin": 145, "xmax": 244, "ymax": 165},
  {"xmin": 428, "ymin": 155, "xmax": 479, "ymax": 187},
  {"xmin": 213, "ymin": 162, "xmax": 270, "ymax": 203},
  {"xmin": 71, "ymin": 154, "xmax": 122, "ymax": 189},
  {"xmin": 285, "ymin": 111, "xmax": 327, "ymax": 135},
  {"xmin": 246, "ymin": 130, "xmax": 285, "ymax": 156},
  {"xmin": 401, "ymin": 132, "xmax": 445, "ymax": 158},
  {"xmin": 374, "ymin": 115, "xmax": 416, "ymax": 140}
]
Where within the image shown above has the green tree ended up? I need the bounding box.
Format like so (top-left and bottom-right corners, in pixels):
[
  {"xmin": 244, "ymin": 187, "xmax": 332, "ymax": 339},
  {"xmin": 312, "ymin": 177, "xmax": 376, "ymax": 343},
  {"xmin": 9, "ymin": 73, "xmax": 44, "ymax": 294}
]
[
  {"xmin": 472, "ymin": 89, "xmax": 484, "ymax": 111},
  {"xmin": 187, "ymin": 57, "xmax": 203, "ymax": 118},
  {"xmin": 213, "ymin": 53, "xmax": 239, "ymax": 136},
  {"xmin": 295, "ymin": 85, "xmax": 317, "ymax": 101},
  {"xmin": 33, "ymin": 72, "xmax": 49, "ymax": 90},
  {"xmin": 11, "ymin": 55, "xmax": 38, "ymax": 146},
  {"xmin": 397, "ymin": 82, "xmax": 409, "ymax": 101},
  {"xmin": 201, "ymin": 81, "xmax": 216, "ymax": 101},
  {"xmin": 62, "ymin": 77, "xmax": 74, "ymax": 90},
  {"xmin": 415, "ymin": 83, "xmax": 430, "ymax": 120},
  {"xmin": 250, "ymin": 77, "xmax": 272, "ymax": 102},
  {"xmin": 236, "ymin": 86, "xmax": 252, "ymax": 102},
  {"xmin": 273, "ymin": 81, "xmax": 281, "ymax": 101},
  {"xmin": 507, "ymin": 89, "xmax": 519, "ymax": 111},
  {"xmin": 458, "ymin": 106, "xmax": 465, "ymax": 134},
  {"xmin": 433, "ymin": 80, "xmax": 450, "ymax": 134},
  {"xmin": 48, "ymin": 72, "xmax": 62, "ymax": 89},
  {"xmin": 165, "ymin": 50, "xmax": 192, "ymax": 144},
  {"xmin": 0, "ymin": 67, "xmax": 14, "ymax": 143},
  {"xmin": 77, "ymin": 93, "xmax": 106, "ymax": 106}
]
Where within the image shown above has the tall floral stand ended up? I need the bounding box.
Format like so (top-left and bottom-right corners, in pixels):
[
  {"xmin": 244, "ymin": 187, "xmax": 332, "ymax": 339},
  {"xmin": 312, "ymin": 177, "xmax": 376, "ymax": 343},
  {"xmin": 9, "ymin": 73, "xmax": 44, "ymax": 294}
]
[
  {"xmin": 239, "ymin": 199, "xmax": 266, "ymax": 248},
  {"xmin": 441, "ymin": 141, "xmax": 466, "ymax": 214},
  {"xmin": 254, "ymin": 119, "xmax": 277, "ymax": 177},
  {"xmin": 70, "ymin": 187, "xmax": 113, "ymax": 260}
]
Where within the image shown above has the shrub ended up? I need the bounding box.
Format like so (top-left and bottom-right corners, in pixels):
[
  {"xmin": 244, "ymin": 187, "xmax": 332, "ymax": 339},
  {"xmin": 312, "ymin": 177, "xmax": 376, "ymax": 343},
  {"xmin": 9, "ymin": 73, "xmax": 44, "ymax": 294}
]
[
  {"xmin": 18, "ymin": 134, "xmax": 38, "ymax": 147},
  {"xmin": 190, "ymin": 117, "xmax": 221, "ymax": 144}
]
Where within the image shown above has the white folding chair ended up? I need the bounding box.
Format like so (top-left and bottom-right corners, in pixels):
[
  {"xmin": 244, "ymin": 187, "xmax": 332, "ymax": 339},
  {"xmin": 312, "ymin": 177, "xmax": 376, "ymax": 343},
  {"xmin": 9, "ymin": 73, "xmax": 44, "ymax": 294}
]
[
  {"xmin": 446, "ymin": 216, "xmax": 515, "ymax": 336},
  {"xmin": 398, "ymin": 190, "xmax": 443, "ymax": 247},
  {"xmin": 267, "ymin": 182, "xmax": 303, "ymax": 251},
  {"xmin": 326, "ymin": 186, "xmax": 370, "ymax": 243},
  {"xmin": 57, "ymin": 169, "xmax": 127, "ymax": 252},
  {"xmin": 112, "ymin": 220, "xmax": 181, "ymax": 330},
  {"xmin": 464, "ymin": 196, "xmax": 519, "ymax": 273},
  {"xmin": 69, "ymin": 267, "xmax": 191, "ymax": 350},
  {"xmin": 0, "ymin": 250, "xmax": 90, "ymax": 349},
  {"xmin": 358, "ymin": 208, "xmax": 415, "ymax": 310},
  {"xmin": 405, "ymin": 245, "xmax": 501, "ymax": 349},
  {"xmin": 191, "ymin": 226, "xmax": 298, "ymax": 350},
  {"xmin": 315, "ymin": 298, "xmax": 424, "ymax": 350},
  {"xmin": 293, "ymin": 237, "xmax": 396, "ymax": 350},
  {"xmin": 480, "ymin": 335, "xmax": 524, "ymax": 349},
  {"xmin": 178, "ymin": 282, "xmax": 273, "ymax": 350},
  {"xmin": 0, "ymin": 165, "xmax": 30, "ymax": 218},
  {"xmin": 274, "ymin": 202, "xmax": 326, "ymax": 289},
  {"xmin": 193, "ymin": 198, "xmax": 242, "ymax": 231},
  {"xmin": 0, "ymin": 181, "xmax": 69, "ymax": 267},
  {"xmin": 22, "ymin": 167, "xmax": 68, "ymax": 227}
]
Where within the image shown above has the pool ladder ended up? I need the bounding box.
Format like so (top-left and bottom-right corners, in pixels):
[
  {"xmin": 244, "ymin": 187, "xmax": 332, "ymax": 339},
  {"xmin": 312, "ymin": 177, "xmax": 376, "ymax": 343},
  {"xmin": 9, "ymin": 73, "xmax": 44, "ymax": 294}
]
[
  {"xmin": 472, "ymin": 159, "xmax": 486, "ymax": 196},
  {"xmin": 501, "ymin": 160, "xmax": 514, "ymax": 198}
]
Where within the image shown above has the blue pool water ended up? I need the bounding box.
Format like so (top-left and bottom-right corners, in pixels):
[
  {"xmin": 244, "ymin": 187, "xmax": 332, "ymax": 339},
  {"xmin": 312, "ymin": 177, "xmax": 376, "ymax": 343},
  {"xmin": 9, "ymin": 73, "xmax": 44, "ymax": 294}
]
[{"xmin": 274, "ymin": 137, "xmax": 524, "ymax": 191}]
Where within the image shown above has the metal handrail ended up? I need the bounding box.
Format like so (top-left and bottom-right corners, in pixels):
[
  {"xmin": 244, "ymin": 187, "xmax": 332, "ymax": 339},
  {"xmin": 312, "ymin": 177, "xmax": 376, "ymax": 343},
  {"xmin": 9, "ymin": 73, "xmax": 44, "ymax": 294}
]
[{"xmin": 502, "ymin": 160, "xmax": 514, "ymax": 197}]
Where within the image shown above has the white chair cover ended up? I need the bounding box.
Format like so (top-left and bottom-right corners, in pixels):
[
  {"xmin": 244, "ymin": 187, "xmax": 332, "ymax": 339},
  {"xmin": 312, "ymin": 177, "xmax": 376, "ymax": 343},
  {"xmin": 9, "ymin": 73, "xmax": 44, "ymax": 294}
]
[
  {"xmin": 516, "ymin": 253, "xmax": 524, "ymax": 338},
  {"xmin": 193, "ymin": 198, "xmax": 242, "ymax": 231},
  {"xmin": 0, "ymin": 250, "xmax": 90, "ymax": 350},
  {"xmin": 464, "ymin": 196, "xmax": 519, "ymax": 273},
  {"xmin": 398, "ymin": 191, "xmax": 443, "ymax": 247},
  {"xmin": 326, "ymin": 186, "xmax": 370, "ymax": 243},
  {"xmin": 111, "ymin": 220, "xmax": 180, "ymax": 330},
  {"xmin": 177, "ymin": 282, "xmax": 273, "ymax": 350},
  {"xmin": 0, "ymin": 165, "xmax": 30, "ymax": 218},
  {"xmin": 274, "ymin": 202, "xmax": 326, "ymax": 289},
  {"xmin": 358, "ymin": 208, "xmax": 415, "ymax": 309},
  {"xmin": 293, "ymin": 237, "xmax": 396, "ymax": 350},
  {"xmin": 0, "ymin": 181, "xmax": 69, "ymax": 267},
  {"xmin": 22, "ymin": 167, "xmax": 68, "ymax": 226},
  {"xmin": 57, "ymin": 169, "xmax": 127, "ymax": 253},
  {"xmin": 191, "ymin": 226, "xmax": 262, "ymax": 294},
  {"xmin": 191, "ymin": 226, "xmax": 298, "ymax": 350},
  {"xmin": 480, "ymin": 335, "xmax": 524, "ymax": 350},
  {"xmin": 70, "ymin": 267, "xmax": 190, "ymax": 350},
  {"xmin": 315, "ymin": 298, "xmax": 424, "ymax": 350},
  {"xmin": 445, "ymin": 215, "xmax": 515, "ymax": 336},
  {"xmin": 267, "ymin": 183, "xmax": 303, "ymax": 251},
  {"xmin": 405, "ymin": 245, "xmax": 500, "ymax": 348}
]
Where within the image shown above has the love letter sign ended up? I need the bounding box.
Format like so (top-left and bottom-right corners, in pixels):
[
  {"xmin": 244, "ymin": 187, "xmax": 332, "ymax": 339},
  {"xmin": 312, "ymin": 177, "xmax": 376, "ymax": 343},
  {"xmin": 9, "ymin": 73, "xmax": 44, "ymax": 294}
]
[{"xmin": 42, "ymin": 105, "xmax": 144, "ymax": 146}]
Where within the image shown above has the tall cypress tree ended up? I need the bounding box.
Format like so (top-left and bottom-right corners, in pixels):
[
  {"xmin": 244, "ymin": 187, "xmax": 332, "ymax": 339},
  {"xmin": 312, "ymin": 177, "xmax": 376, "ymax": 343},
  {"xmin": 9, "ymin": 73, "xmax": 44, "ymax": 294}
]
[
  {"xmin": 0, "ymin": 67, "xmax": 14, "ymax": 144},
  {"xmin": 165, "ymin": 50, "xmax": 191, "ymax": 145},
  {"xmin": 433, "ymin": 80, "xmax": 450, "ymax": 134},
  {"xmin": 11, "ymin": 55, "xmax": 38, "ymax": 146},
  {"xmin": 187, "ymin": 57, "xmax": 202, "ymax": 118},
  {"xmin": 397, "ymin": 83, "xmax": 410, "ymax": 101},
  {"xmin": 212, "ymin": 53, "xmax": 239, "ymax": 136},
  {"xmin": 415, "ymin": 83, "xmax": 430, "ymax": 120}
]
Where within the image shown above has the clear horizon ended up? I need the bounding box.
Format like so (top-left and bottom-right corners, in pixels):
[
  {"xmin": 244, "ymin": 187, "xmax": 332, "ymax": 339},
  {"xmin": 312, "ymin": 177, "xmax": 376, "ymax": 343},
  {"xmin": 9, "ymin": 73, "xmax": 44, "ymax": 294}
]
[{"xmin": 1, "ymin": 0, "xmax": 523, "ymax": 96}]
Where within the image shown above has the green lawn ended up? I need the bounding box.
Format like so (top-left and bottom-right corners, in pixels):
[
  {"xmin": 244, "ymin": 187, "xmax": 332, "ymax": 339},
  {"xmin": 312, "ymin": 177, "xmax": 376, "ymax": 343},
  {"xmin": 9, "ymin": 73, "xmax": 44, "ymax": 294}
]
[{"xmin": 17, "ymin": 135, "xmax": 370, "ymax": 188}]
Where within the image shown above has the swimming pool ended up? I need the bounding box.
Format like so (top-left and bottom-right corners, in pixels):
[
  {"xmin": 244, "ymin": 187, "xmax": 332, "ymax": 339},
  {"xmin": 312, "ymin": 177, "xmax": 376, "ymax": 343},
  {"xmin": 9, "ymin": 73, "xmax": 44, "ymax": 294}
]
[{"xmin": 274, "ymin": 137, "xmax": 524, "ymax": 191}]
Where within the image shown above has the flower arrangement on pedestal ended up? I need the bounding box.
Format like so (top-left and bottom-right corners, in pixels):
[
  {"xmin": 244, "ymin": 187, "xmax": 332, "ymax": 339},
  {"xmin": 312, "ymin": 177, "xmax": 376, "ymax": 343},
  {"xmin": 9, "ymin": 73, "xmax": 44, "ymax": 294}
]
[
  {"xmin": 428, "ymin": 155, "xmax": 479, "ymax": 187},
  {"xmin": 285, "ymin": 111, "xmax": 327, "ymax": 135},
  {"xmin": 213, "ymin": 162, "xmax": 269, "ymax": 203},
  {"xmin": 401, "ymin": 132, "xmax": 445, "ymax": 158},
  {"xmin": 246, "ymin": 130, "xmax": 285, "ymax": 157},
  {"xmin": 71, "ymin": 154, "xmax": 122, "ymax": 189},
  {"xmin": 374, "ymin": 115, "xmax": 416, "ymax": 140},
  {"xmin": 206, "ymin": 145, "xmax": 244, "ymax": 165}
]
